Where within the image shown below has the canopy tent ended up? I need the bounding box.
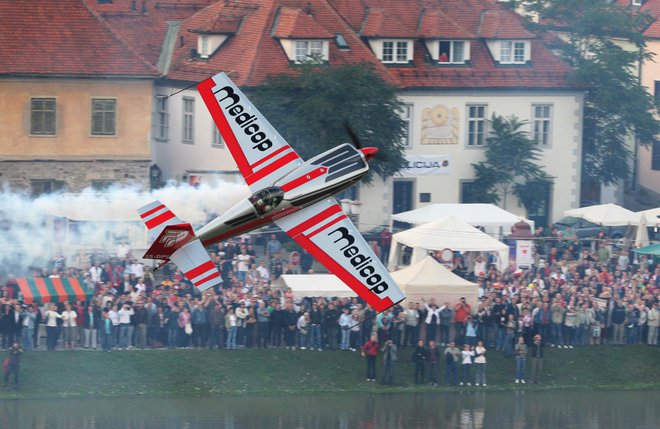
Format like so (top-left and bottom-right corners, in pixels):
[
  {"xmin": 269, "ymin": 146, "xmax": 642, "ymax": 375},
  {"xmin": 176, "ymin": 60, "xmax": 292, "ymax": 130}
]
[
  {"xmin": 280, "ymin": 274, "xmax": 356, "ymax": 301},
  {"xmin": 16, "ymin": 277, "xmax": 93, "ymax": 304},
  {"xmin": 391, "ymin": 256, "xmax": 479, "ymax": 310},
  {"xmin": 633, "ymin": 243, "xmax": 660, "ymax": 257},
  {"xmin": 388, "ymin": 214, "xmax": 509, "ymax": 271},
  {"xmin": 564, "ymin": 203, "xmax": 637, "ymax": 226},
  {"xmin": 636, "ymin": 207, "xmax": 660, "ymax": 228},
  {"xmin": 391, "ymin": 203, "xmax": 532, "ymax": 234}
]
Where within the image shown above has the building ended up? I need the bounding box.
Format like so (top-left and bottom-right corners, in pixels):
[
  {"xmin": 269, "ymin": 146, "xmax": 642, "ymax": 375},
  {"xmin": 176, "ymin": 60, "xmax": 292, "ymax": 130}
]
[
  {"xmin": 0, "ymin": 0, "xmax": 160, "ymax": 194},
  {"xmin": 637, "ymin": 0, "xmax": 660, "ymax": 204}
]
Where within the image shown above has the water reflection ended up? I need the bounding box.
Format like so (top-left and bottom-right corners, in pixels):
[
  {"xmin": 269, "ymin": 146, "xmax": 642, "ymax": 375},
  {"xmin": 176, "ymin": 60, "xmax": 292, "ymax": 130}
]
[{"xmin": 0, "ymin": 390, "xmax": 658, "ymax": 429}]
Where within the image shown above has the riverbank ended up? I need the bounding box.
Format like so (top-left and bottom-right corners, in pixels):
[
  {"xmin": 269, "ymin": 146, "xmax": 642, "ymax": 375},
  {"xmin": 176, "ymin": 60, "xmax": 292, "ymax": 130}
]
[{"xmin": 2, "ymin": 345, "xmax": 658, "ymax": 399}]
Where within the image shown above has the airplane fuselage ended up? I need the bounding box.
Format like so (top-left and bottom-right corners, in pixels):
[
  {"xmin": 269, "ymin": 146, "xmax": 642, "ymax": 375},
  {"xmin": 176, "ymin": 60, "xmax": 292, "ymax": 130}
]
[{"xmin": 196, "ymin": 143, "xmax": 370, "ymax": 247}]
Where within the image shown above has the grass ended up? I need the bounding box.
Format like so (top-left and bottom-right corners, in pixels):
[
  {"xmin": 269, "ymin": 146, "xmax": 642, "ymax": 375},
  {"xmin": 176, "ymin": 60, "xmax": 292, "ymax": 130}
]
[{"xmin": 2, "ymin": 345, "xmax": 658, "ymax": 399}]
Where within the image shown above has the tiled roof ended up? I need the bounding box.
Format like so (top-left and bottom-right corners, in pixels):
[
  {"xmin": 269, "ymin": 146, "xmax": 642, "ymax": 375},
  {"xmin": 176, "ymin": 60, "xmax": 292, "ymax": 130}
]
[
  {"xmin": 360, "ymin": 8, "xmax": 409, "ymax": 38},
  {"xmin": 190, "ymin": 16, "xmax": 243, "ymax": 34},
  {"xmin": 272, "ymin": 6, "xmax": 334, "ymax": 39},
  {"xmin": 641, "ymin": 0, "xmax": 660, "ymax": 37},
  {"xmin": 0, "ymin": 0, "xmax": 159, "ymax": 77},
  {"xmin": 478, "ymin": 10, "xmax": 536, "ymax": 39},
  {"xmin": 417, "ymin": 10, "xmax": 476, "ymax": 39}
]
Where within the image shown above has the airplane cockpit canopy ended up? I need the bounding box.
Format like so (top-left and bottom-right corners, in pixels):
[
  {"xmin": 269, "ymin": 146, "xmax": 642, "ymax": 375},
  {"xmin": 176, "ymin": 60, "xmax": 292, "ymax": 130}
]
[{"xmin": 249, "ymin": 187, "xmax": 284, "ymax": 216}]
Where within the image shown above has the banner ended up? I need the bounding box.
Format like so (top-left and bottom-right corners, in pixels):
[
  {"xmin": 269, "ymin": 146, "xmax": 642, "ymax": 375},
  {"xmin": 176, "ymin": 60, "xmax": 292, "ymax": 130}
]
[
  {"xmin": 515, "ymin": 240, "xmax": 534, "ymax": 268},
  {"xmin": 399, "ymin": 154, "xmax": 451, "ymax": 176}
]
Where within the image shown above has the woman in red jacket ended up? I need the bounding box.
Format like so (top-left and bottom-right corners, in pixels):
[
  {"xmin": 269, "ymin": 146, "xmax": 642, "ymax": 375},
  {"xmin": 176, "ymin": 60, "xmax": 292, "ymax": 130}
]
[{"xmin": 361, "ymin": 335, "xmax": 379, "ymax": 382}]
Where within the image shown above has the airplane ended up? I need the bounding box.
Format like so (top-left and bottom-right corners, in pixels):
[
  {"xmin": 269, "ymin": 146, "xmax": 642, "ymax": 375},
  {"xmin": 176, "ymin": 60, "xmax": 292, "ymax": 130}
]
[{"xmin": 138, "ymin": 72, "xmax": 404, "ymax": 312}]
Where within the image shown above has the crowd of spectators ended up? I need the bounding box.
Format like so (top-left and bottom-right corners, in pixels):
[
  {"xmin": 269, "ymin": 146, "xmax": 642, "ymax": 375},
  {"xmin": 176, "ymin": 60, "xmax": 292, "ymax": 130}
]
[{"xmin": 0, "ymin": 230, "xmax": 658, "ymax": 387}]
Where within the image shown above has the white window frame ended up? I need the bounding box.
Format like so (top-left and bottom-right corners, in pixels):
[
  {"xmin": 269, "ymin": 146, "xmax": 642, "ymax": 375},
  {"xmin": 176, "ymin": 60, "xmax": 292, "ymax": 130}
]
[
  {"xmin": 212, "ymin": 124, "xmax": 224, "ymax": 148},
  {"xmin": 200, "ymin": 35, "xmax": 209, "ymax": 58},
  {"xmin": 155, "ymin": 97, "xmax": 169, "ymax": 141},
  {"xmin": 632, "ymin": 0, "xmax": 643, "ymax": 6},
  {"xmin": 438, "ymin": 40, "xmax": 466, "ymax": 64},
  {"xmin": 401, "ymin": 104, "xmax": 413, "ymax": 147},
  {"xmin": 500, "ymin": 40, "xmax": 527, "ymax": 64},
  {"xmin": 466, "ymin": 104, "xmax": 487, "ymax": 147},
  {"xmin": 294, "ymin": 40, "xmax": 325, "ymax": 63},
  {"xmin": 182, "ymin": 97, "xmax": 194, "ymax": 144},
  {"xmin": 382, "ymin": 40, "xmax": 409, "ymax": 64},
  {"xmin": 30, "ymin": 97, "xmax": 57, "ymax": 136},
  {"xmin": 532, "ymin": 104, "xmax": 553, "ymax": 146},
  {"xmin": 90, "ymin": 98, "xmax": 117, "ymax": 136}
]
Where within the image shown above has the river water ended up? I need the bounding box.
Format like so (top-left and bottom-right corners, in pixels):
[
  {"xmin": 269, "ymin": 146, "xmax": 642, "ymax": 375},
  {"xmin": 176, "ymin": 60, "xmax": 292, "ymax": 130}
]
[{"xmin": 1, "ymin": 390, "xmax": 657, "ymax": 429}]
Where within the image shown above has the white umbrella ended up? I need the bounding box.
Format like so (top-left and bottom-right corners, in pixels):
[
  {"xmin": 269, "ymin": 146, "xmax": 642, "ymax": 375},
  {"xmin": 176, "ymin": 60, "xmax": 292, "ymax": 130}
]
[
  {"xmin": 635, "ymin": 207, "xmax": 660, "ymax": 228},
  {"xmin": 564, "ymin": 203, "xmax": 637, "ymax": 226}
]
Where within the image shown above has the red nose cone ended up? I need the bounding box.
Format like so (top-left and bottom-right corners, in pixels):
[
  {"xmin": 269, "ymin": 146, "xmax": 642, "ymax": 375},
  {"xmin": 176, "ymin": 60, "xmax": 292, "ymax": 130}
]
[{"xmin": 361, "ymin": 147, "xmax": 378, "ymax": 162}]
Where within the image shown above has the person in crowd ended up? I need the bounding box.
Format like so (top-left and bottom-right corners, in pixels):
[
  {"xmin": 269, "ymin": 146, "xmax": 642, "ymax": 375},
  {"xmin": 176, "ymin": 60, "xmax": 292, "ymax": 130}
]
[
  {"xmin": 324, "ymin": 303, "xmax": 340, "ymax": 350},
  {"xmin": 297, "ymin": 312, "xmax": 310, "ymax": 350},
  {"xmin": 422, "ymin": 298, "xmax": 440, "ymax": 343},
  {"xmin": 225, "ymin": 307, "xmax": 238, "ymax": 350},
  {"xmin": 460, "ymin": 344, "xmax": 474, "ymax": 386},
  {"xmin": 83, "ymin": 304, "xmax": 99, "ymax": 350},
  {"xmin": 647, "ymin": 302, "xmax": 659, "ymax": 346},
  {"xmin": 454, "ymin": 297, "xmax": 472, "ymax": 345},
  {"xmin": 474, "ymin": 340, "xmax": 487, "ymax": 387},
  {"xmin": 283, "ymin": 303, "xmax": 298, "ymax": 350},
  {"xmin": 411, "ymin": 340, "xmax": 427, "ymax": 384},
  {"xmin": 309, "ymin": 302, "xmax": 323, "ymax": 351},
  {"xmin": 361, "ymin": 335, "xmax": 379, "ymax": 382},
  {"xmin": 381, "ymin": 339, "xmax": 397, "ymax": 385},
  {"xmin": 339, "ymin": 307, "xmax": 353, "ymax": 351},
  {"xmin": 3, "ymin": 341, "xmax": 22, "ymax": 390},
  {"xmin": 256, "ymin": 301, "xmax": 270, "ymax": 348},
  {"xmin": 403, "ymin": 302, "xmax": 419, "ymax": 347},
  {"xmin": 465, "ymin": 316, "xmax": 478, "ymax": 346},
  {"xmin": 44, "ymin": 304, "xmax": 62, "ymax": 351},
  {"xmin": 529, "ymin": 334, "xmax": 544, "ymax": 384},
  {"xmin": 21, "ymin": 306, "xmax": 36, "ymax": 351},
  {"xmin": 178, "ymin": 306, "xmax": 192, "ymax": 348},
  {"xmin": 349, "ymin": 312, "xmax": 361, "ymax": 351},
  {"xmin": 514, "ymin": 336, "xmax": 528, "ymax": 384},
  {"xmin": 208, "ymin": 304, "xmax": 225, "ymax": 350},
  {"xmin": 444, "ymin": 341, "xmax": 460, "ymax": 386},
  {"xmin": 426, "ymin": 340, "xmax": 441, "ymax": 386},
  {"xmin": 117, "ymin": 302, "xmax": 134, "ymax": 350},
  {"xmin": 101, "ymin": 309, "xmax": 113, "ymax": 352},
  {"xmin": 504, "ymin": 314, "xmax": 517, "ymax": 357},
  {"xmin": 133, "ymin": 301, "xmax": 149, "ymax": 349}
]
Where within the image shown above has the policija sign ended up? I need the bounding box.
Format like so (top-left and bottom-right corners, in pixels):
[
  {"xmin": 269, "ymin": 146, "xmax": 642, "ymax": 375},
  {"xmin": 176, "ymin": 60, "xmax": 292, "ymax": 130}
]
[{"xmin": 399, "ymin": 154, "xmax": 451, "ymax": 177}]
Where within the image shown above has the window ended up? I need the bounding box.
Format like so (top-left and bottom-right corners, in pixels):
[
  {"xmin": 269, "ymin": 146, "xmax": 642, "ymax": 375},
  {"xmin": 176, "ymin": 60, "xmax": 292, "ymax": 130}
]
[
  {"xmin": 31, "ymin": 179, "xmax": 65, "ymax": 197},
  {"xmin": 532, "ymin": 104, "xmax": 552, "ymax": 146},
  {"xmin": 91, "ymin": 180, "xmax": 113, "ymax": 191},
  {"xmin": 30, "ymin": 98, "xmax": 56, "ymax": 135},
  {"xmin": 419, "ymin": 193, "xmax": 431, "ymax": 203},
  {"xmin": 155, "ymin": 97, "xmax": 169, "ymax": 141},
  {"xmin": 294, "ymin": 40, "xmax": 324, "ymax": 63},
  {"xmin": 401, "ymin": 104, "xmax": 413, "ymax": 147},
  {"xmin": 438, "ymin": 41, "xmax": 465, "ymax": 63},
  {"xmin": 382, "ymin": 40, "xmax": 409, "ymax": 63},
  {"xmin": 654, "ymin": 81, "xmax": 660, "ymax": 107},
  {"xmin": 200, "ymin": 35, "xmax": 209, "ymax": 57},
  {"xmin": 182, "ymin": 98, "xmax": 194, "ymax": 143},
  {"xmin": 91, "ymin": 98, "xmax": 116, "ymax": 136},
  {"xmin": 467, "ymin": 105, "xmax": 487, "ymax": 146},
  {"xmin": 500, "ymin": 41, "xmax": 526, "ymax": 64},
  {"xmin": 212, "ymin": 124, "xmax": 224, "ymax": 147},
  {"xmin": 652, "ymin": 140, "xmax": 660, "ymax": 171},
  {"xmin": 460, "ymin": 181, "xmax": 479, "ymax": 203},
  {"xmin": 632, "ymin": 0, "xmax": 643, "ymax": 6}
]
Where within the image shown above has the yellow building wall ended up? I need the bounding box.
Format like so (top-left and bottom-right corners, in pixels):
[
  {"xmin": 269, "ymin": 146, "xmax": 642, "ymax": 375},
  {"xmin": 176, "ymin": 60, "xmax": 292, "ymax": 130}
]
[
  {"xmin": 639, "ymin": 39, "xmax": 660, "ymax": 194},
  {"xmin": 0, "ymin": 78, "xmax": 152, "ymax": 160}
]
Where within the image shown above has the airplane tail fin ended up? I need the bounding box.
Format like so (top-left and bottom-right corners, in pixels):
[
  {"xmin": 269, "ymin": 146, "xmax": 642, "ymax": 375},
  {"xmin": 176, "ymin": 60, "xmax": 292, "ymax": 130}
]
[{"xmin": 138, "ymin": 201, "xmax": 221, "ymax": 292}]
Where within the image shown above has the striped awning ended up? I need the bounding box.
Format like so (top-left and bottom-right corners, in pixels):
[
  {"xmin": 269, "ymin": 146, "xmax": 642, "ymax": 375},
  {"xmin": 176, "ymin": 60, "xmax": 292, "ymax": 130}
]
[{"xmin": 16, "ymin": 277, "xmax": 93, "ymax": 304}]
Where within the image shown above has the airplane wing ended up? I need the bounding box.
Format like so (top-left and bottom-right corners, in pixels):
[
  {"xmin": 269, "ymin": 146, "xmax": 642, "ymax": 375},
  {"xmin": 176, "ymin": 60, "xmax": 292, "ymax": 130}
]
[
  {"xmin": 274, "ymin": 198, "xmax": 405, "ymax": 312},
  {"xmin": 197, "ymin": 72, "xmax": 303, "ymax": 191}
]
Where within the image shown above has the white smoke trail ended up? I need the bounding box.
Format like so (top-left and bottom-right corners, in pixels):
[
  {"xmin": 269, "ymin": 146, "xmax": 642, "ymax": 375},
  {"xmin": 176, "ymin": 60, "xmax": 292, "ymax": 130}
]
[{"xmin": 0, "ymin": 181, "xmax": 249, "ymax": 279}]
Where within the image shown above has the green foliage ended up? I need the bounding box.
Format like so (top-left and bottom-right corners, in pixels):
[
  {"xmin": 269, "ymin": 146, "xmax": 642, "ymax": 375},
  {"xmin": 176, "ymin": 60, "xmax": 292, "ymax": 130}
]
[
  {"xmin": 525, "ymin": 0, "xmax": 660, "ymax": 186},
  {"xmin": 251, "ymin": 63, "xmax": 408, "ymax": 181},
  {"xmin": 471, "ymin": 115, "xmax": 553, "ymax": 212}
]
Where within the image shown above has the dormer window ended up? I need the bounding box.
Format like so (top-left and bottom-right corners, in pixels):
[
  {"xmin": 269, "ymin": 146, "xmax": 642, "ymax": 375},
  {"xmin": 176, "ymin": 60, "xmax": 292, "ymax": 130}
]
[
  {"xmin": 294, "ymin": 40, "xmax": 327, "ymax": 63},
  {"xmin": 499, "ymin": 40, "xmax": 528, "ymax": 64},
  {"xmin": 380, "ymin": 40, "xmax": 412, "ymax": 64},
  {"xmin": 439, "ymin": 41, "xmax": 467, "ymax": 64},
  {"xmin": 632, "ymin": 0, "xmax": 643, "ymax": 6},
  {"xmin": 196, "ymin": 34, "xmax": 230, "ymax": 59}
]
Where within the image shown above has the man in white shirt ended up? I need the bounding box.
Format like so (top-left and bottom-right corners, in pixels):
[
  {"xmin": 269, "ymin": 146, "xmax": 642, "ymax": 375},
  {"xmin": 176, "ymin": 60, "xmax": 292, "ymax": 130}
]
[
  {"xmin": 129, "ymin": 260, "xmax": 144, "ymax": 279},
  {"xmin": 117, "ymin": 304, "xmax": 134, "ymax": 349},
  {"xmin": 116, "ymin": 240, "xmax": 131, "ymax": 259},
  {"xmin": 89, "ymin": 262, "xmax": 103, "ymax": 284},
  {"xmin": 255, "ymin": 261, "xmax": 269, "ymax": 279}
]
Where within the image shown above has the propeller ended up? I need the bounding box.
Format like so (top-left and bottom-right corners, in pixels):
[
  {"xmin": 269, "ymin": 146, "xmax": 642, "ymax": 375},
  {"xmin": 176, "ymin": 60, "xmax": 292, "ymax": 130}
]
[{"xmin": 343, "ymin": 121, "xmax": 362, "ymax": 150}]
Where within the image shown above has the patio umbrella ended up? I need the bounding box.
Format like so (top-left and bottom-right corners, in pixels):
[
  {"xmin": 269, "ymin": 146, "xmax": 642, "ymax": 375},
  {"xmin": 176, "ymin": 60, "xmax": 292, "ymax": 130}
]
[{"xmin": 564, "ymin": 203, "xmax": 637, "ymax": 226}]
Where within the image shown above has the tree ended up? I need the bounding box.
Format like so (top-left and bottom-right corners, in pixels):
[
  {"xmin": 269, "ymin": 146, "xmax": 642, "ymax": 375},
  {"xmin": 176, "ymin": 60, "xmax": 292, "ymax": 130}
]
[
  {"xmin": 251, "ymin": 63, "xmax": 407, "ymax": 181},
  {"xmin": 522, "ymin": 0, "xmax": 659, "ymax": 195},
  {"xmin": 471, "ymin": 114, "xmax": 554, "ymax": 214}
]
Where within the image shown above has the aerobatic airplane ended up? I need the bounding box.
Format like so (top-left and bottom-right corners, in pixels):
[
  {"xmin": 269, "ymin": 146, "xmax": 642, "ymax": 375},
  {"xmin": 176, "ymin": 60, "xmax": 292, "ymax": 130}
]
[{"xmin": 138, "ymin": 72, "xmax": 404, "ymax": 312}]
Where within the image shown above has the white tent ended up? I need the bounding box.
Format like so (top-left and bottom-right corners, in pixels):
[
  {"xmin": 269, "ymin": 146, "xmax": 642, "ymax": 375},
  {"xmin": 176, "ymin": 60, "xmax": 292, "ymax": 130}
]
[
  {"xmin": 636, "ymin": 207, "xmax": 660, "ymax": 228},
  {"xmin": 564, "ymin": 203, "xmax": 637, "ymax": 226},
  {"xmin": 280, "ymin": 274, "xmax": 356, "ymax": 301},
  {"xmin": 388, "ymin": 214, "xmax": 510, "ymax": 271},
  {"xmin": 391, "ymin": 256, "xmax": 479, "ymax": 309},
  {"xmin": 391, "ymin": 203, "xmax": 532, "ymax": 233}
]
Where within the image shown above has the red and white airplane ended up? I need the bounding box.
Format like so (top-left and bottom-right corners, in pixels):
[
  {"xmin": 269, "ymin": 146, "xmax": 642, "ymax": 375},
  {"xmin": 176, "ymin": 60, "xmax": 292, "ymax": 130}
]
[{"xmin": 138, "ymin": 72, "xmax": 404, "ymax": 312}]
